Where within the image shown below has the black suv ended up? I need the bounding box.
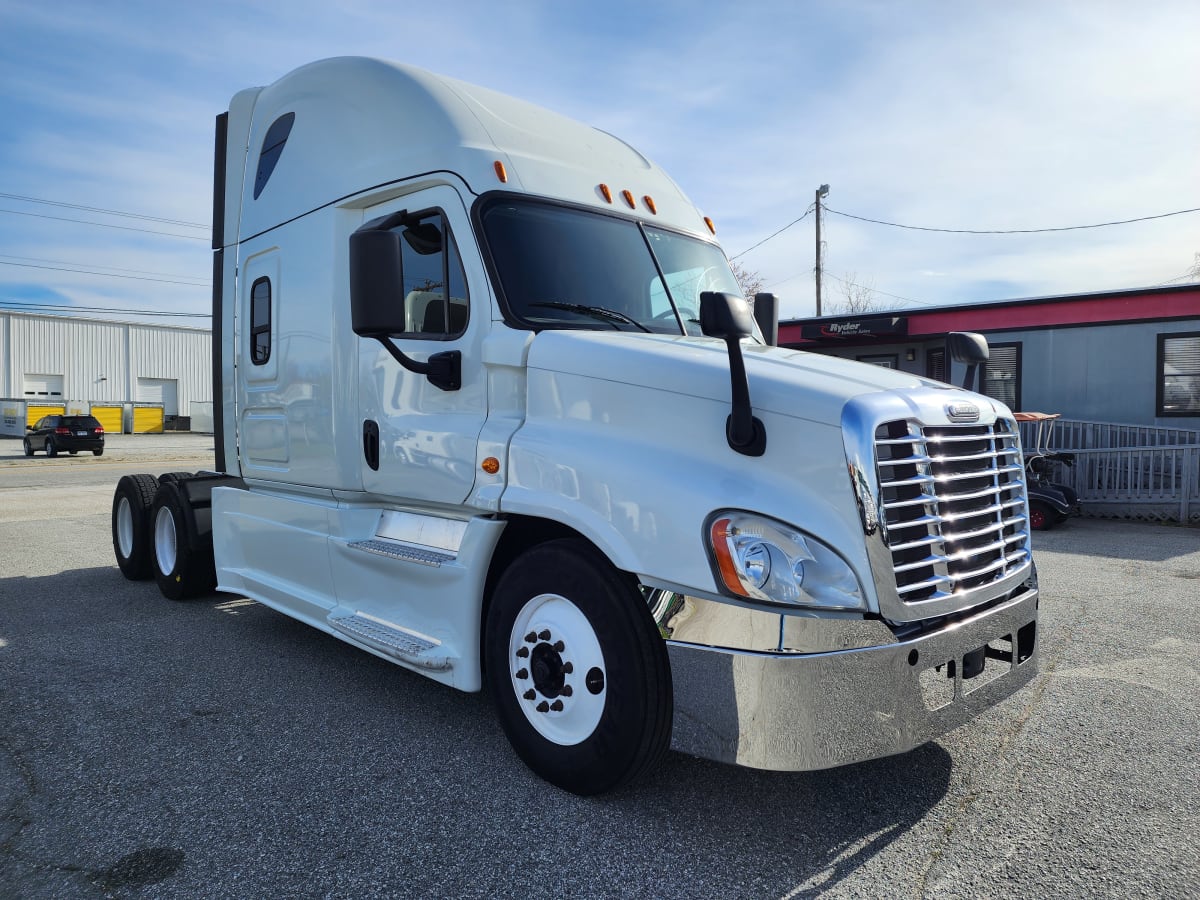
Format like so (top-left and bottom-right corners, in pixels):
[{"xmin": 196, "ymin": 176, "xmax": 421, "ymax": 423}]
[{"xmin": 24, "ymin": 415, "xmax": 105, "ymax": 457}]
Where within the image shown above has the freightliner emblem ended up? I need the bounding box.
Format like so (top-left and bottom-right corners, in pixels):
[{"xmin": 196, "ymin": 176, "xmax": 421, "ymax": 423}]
[{"xmin": 946, "ymin": 402, "xmax": 980, "ymax": 423}]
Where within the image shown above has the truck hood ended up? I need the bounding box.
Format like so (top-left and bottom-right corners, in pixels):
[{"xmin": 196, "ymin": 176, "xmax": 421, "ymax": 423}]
[{"xmin": 525, "ymin": 330, "xmax": 950, "ymax": 427}]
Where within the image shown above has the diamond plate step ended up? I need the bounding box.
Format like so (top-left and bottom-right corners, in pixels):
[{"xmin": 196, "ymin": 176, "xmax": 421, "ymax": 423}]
[
  {"xmin": 328, "ymin": 614, "xmax": 453, "ymax": 671},
  {"xmin": 348, "ymin": 538, "xmax": 455, "ymax": 567}
]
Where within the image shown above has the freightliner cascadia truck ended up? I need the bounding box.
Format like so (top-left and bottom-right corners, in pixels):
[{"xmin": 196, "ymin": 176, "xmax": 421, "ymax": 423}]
[{"xmin": 111, "ymin": 57, "xmax": 1039, "ymax": 795}]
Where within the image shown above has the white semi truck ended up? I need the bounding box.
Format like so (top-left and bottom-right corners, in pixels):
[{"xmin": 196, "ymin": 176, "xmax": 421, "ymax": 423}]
[{"xmin": 111, "ymin": 57, "xmax": 1039, "ymax": 795}]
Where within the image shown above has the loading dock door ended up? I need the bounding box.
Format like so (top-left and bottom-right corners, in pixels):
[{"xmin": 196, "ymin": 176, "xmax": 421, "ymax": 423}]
[
  {"xmin": 89, "ymin": 405, "xmax": 123, "ymax": 434},
  {"xmin": 26, "ymin": 404, "xmax": 66, "ymax": 426},
  {"xmin": 132, "ymin": 405, "xmax": 165, "ymax": 434},
  {"xmin": 136, "ymin": 378, "xmax": 179, "ymax": 415}
]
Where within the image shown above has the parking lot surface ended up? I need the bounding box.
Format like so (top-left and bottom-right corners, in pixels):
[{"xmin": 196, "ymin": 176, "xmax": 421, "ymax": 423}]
[{"xmin": 1, "ymin": 437, "xmax": 1198, "ymax": 897}]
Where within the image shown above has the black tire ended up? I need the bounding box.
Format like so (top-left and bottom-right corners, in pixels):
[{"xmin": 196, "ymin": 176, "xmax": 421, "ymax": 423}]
[
  {"xmin": 23, "ymin": 439, "xmax": 32, "ymax": 457},
  {"xmin": 1028, "ymin": 500, "xmax": 1055, "ymax": 531},
  {"xmin": 93, "ymin": 448, "xmax": 104, "ymax": 456},
  {"xmin": 150, "ymin": 481, "xmax": 216, "ymax": 601},
  {"xmin": 112, "ymin": 474, "xmax": 160, "ymax": 580},
  {"xmin": 45, "ymin": 438, "xmax": 57, "ymax": 458},
  {"xmin": 157, "ymin": 471, "xmax": 194, "ymax": 486},
  {"xmin": 484, "ymin": 539, "xmax": 672, "ymax": 795}
]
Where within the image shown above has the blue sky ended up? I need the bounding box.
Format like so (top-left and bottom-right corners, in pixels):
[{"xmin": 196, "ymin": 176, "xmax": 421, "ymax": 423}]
[{"xmin": 1, "ymin": 0, "xmax": 1197, "ymax": 324}]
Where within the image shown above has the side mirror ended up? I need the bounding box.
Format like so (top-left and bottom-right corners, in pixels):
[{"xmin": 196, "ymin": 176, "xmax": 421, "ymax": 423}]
[
  {"xmin": 753, "ymin": 292, "xmax": 779, "ymax": 347},
  {"xmin": 349, "ymin": 212, "xmax": 461, "ymax": 392},
  {"xmin": 948, "ymin": 331, "xmax": 989, "ymax": 392},
  {"xmin": 700, "ymin": 292, "xmax": 766, "ymax": 457},
  {"xmin": 350, "ymin": 212, "xmax": 409, "ymax": 338}
]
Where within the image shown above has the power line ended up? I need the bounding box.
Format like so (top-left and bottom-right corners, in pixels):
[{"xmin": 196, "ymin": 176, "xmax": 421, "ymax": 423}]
[
  {"xmin": 0, "ymin": 208, "xmax": 209, "ymax": 240},
  {"xmin": 0, "ymin": 260, "xmax": 208, "ymax": 287},
  {"xmin": 0, "ymin": 192, "xmax": 208, "ymax": 229},
  {"xmin": 730, "ymin": 204, "xmax": 815, "ymax": 259},
  {"xmin": 0, "ymin": 299, "xmax": 209, "ymax": 318},
  {"xmin": 0, "ymin": 254, "xmax": 207, "ymax": 284},
  {"xmin": 824, "ymin": 205, "xmax": 1200, "ymax": 235}
]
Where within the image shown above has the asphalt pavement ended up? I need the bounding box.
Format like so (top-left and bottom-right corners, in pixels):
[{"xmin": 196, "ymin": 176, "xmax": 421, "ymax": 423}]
[{"xmin": 0, "ymin": 438, "xmax": 1197, "ymax": 898}]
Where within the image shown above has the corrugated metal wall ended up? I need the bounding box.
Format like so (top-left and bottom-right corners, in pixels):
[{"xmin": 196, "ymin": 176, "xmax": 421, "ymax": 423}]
[{"xmin": 0, "ymin": 312, "xmax": 211, "ymax": 417}]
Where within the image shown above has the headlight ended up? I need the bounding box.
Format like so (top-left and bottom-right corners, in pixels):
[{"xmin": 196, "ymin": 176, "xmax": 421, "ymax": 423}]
[{"xmin": 707, "ymin": 512, "xmax": 866, "ymax": 611}]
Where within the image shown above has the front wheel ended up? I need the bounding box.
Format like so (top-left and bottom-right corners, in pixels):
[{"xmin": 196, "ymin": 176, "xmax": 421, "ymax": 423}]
[{"xmin": 485, "ymin": 539, "xmax": 672, "ymax": 795}]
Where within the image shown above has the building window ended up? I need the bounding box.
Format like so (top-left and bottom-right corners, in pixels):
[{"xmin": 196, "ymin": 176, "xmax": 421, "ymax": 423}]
[
  {"xmin": 983, "ymin": 342, "xmax": 1021, "ymax": 410},
  {"xmin": 250, "ymin": 277, "xmax": 271, "ymax": 365},
  {"xmin": 857, "ymin": 353, "xmax": 898, "ymax": 369},
  {"xmin": 1158, "ymin": 332, "xmax": 1200, "ymax": 416},
  {"xmin": 927, "ymin": 348, "xmax": 947, "ymax": 383}
]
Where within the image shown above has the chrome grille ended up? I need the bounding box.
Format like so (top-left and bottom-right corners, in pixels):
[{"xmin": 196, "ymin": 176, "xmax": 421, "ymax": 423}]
[{"xmin": 875, "ymin": 419, "xmax": 1030, "ymax": 603}]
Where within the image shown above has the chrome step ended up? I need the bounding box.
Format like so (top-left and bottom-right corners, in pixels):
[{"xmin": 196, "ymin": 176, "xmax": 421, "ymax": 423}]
[
  {"xmin": 348, "ymin": 538, "xmax": 455, "ymax": 567},
  {"xmin": 328, "ymin": 613, "xmax": 453, "ymax": 671}
]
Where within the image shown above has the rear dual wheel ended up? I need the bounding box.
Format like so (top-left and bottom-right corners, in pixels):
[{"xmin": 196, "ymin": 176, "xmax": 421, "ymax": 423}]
[
  {"xmin": 151, "ymin": 481, "xmax": 216, "ymax": 601},
  {"xmin": 485, "ymin": 539, "xmax": 672, "ymax": 796},
  {"xmin": 113, "ymin": 474, "xmax": 160, "ymax": 579}
]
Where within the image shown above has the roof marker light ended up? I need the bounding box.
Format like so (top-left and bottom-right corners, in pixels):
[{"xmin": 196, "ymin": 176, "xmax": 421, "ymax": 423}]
[
  {"xmin": 643, "ymin": 195, "xmax": 657, "ymax": 214},
  {"xmin": 598, "ymin": 184, "xmax": 613, "ymax": 203},
  {"xmin": 704, "ymin": 216, "xmax": 716, "ymax": 235},
  {"xmin": 494, "ymin": 161, "xmax": 508, "ymax": 183},
  {"xmin": 621, "ymin": 190, "xmax": 636, "ymax": 209}
]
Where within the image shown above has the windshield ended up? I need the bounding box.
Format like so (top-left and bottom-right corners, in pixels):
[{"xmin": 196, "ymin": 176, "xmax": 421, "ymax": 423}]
[{"xmin": 480, "ymin": 198, "xmax": 746, "ymax": 336}]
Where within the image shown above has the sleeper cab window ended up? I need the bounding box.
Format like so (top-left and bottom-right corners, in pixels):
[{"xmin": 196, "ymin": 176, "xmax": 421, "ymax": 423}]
[
  {"xmin": 393, "ymin": 210, "xmax": 469, "ymax": 339},
  {"xmin": 253, "ymin": 112, "xmax": 295, "ymax": 200},
  {"xmin": 250, "ymin": 277, "xmax": 271, "ymax": 365}
]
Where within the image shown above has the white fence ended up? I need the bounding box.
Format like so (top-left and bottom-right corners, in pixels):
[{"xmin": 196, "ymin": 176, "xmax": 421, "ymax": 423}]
[{"xmin": 1020, "ymin": 419, "xmax": 1200, "ymax": 523}]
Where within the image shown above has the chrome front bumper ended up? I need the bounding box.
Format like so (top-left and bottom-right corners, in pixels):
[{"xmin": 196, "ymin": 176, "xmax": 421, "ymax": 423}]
[{"xmin": 666, "ymin": 589, "xmax": 1039, "ymax": 771}]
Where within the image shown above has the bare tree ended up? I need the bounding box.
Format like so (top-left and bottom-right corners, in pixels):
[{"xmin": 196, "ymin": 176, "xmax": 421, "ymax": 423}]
[
  {"xmin": 1188, "ymin": 252, "xmax": 1200, "ymax": 281},
  {"xmin": 729, "ymin": 261, "xmax": 765, "ymax": 299},
  {"xmin": 824, "ymin": 271, "xmax": 883, "ymax": 315}
]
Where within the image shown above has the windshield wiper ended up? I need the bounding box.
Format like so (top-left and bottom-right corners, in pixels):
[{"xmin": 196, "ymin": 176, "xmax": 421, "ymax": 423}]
[{"xmin": 530, "ymin": 301, "xmax": 652, "ymax": 333}]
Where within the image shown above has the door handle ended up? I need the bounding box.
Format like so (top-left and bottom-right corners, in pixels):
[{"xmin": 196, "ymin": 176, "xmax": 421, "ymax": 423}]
[{"xmin": 363, "ymin": 419, "xmax": 380, "ymax": 471}]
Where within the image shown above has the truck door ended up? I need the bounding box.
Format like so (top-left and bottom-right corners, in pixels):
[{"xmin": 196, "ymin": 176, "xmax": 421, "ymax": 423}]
[{"xmin": 358, "ymin": 185, "xmax": 487, "ymax": 505}]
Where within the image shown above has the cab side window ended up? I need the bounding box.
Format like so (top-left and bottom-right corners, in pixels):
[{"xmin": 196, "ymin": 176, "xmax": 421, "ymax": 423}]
[
  {"xmin": 250, "ymin": 277, "xmax": 271, "ymax": 365},
  {"xmin": 392, "ymin": 211, "xmax": 468, "ymax": 339}
]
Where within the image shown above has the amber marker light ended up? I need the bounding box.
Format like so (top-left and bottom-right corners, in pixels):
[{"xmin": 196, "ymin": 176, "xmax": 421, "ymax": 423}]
[
  {"xmin": 598, "ymin": 183, "xmax": 613, "ymax": 203},
  {"xmin": 621, "ymin": 189, "xmax": 636, "ymax": 209},
  {"xmin": 481, "ymin": 457, "xmax": 501, "ymax": 474},
  {"xmin": 493, "ymin": 161, "xmax": 508, "ymax": 183},
  {"xmin": 704, "ymin": 216, "xmax": 716, "ymax": 235},
  {"xmin": 643, "ymin": 195, "xmax": 657, "ymax": 214},
  {"xmin": 709, "ymin": 517, "xmax": 750, "ymax": 597}
]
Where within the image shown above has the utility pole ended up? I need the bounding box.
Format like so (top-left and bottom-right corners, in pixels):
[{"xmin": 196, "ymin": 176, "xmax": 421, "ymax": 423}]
[{"xmin": 814, "ymin": 184, "xmax": 829, "ymax": 316}]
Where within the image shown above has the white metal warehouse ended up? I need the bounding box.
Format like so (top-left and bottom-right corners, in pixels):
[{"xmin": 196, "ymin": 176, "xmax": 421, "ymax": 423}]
[{"xmin": 0, "ymin": 310, "xmax": 211, "ymax": 435}]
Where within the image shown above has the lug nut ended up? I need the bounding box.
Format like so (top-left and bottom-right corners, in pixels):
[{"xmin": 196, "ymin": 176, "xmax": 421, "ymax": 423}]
[
  {"xmin": 515, "ymin": 668, "xmax": 528, "ymax": 680},
  {"xmin": 563, "ymin": 662, "xmax": 574, "ymax": 674},
  {"xmin": 553, "ymin": 640, "xmax": 564, "ymax": 652},
  {"xmin": 516, "ymin": 646, "xmax": 529, "ymax": 658},
  {"xmin": 524, "ymin": 631, "xmax": 538, "ymax": 643},
  {"xmin": 538, "ymin": 630, "xmax": 551, "ymax": 641},
  {"xmin": 550, "ymin": 700, "xmax": 564, "ymax": 712},
  {"xmin": 523, "ymin": 690, "xmax": 535, "ymax": 700},
  {"xmin": 536, "ymin": 701, "xmax": 550, "ymax": 713},
  {"xmin": 560, "ymin": 685, "xmax": 573, "ymax": 697}
]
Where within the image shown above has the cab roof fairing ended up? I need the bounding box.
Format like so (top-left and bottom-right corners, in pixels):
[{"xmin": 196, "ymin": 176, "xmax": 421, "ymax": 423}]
[{"xmin": 230, "ymin": 57, "xmax": 711, "ymax": 241}]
